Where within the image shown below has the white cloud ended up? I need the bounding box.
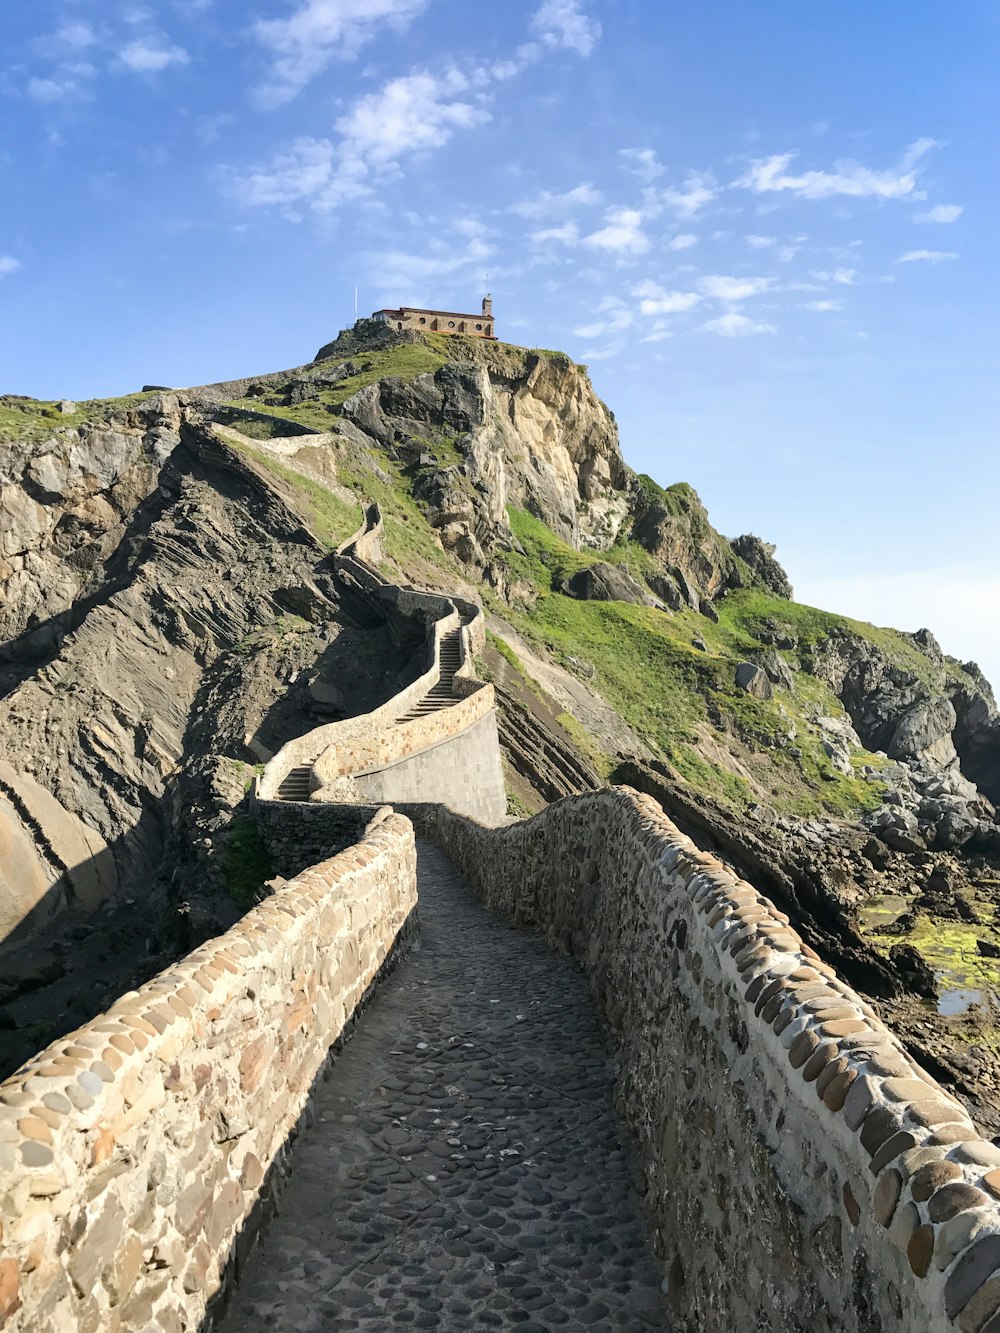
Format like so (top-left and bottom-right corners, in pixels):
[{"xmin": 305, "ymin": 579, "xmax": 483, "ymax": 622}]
[
  {"xmin": 365, "ymin": 223, "xmax": 494, "ymax": 293},
  {"xmin": 225, "ymin": 136, "xmax": 336, "ymax": 208},
  {"xmin": 583, "ymin": 208, "xmax": 648, "ymax": 255},
  {"xmin": 227, "ymin": 69, "xmax": 489, "ymax": 213},
  {"xmin": 803, "ymin": 299, "xmax": 843, "ymax": 312},
  {"xmin": 510, "ymin": 183, "xmax": 600, "ymax": 219},
  {"xmin": 574, "ymin": 297, "xmax": 633, "ymax": 338},
  {"xmin": 253, "ymin": 0, "xmax": 430, "ymax": 107},
  {"xmin": 895, "ymin": 249, "xmax": 958, "ymax": 264},
  {"xmin": 703, "ymin": 312, "xmax": 776, "ymax": 337},
  {"xmin": 699, "ymin": 274, "xmax": 773, "ymax": 301},
  {"xmin": 667, "ymin": 233, "xmax": 697, "ymax": 251},
  {"xmin": 530, "ymin": 222, "xmax": 579, "ymax": 244},
  {"xmin": 916, "ymin": 203, "xmax": 962, "ymax": 224},
  {"xmin": 0, "ymin": 256, "xmax": 21, "ymax": 277},
  {"xmin": 532, "ymin": 0, "xmax": 601, "ymax": 57},
  {"xmin": 119, "ymin": 39, "xmax": 190, "ymax": 72},
  {"xmin": 746, "ymin": 234, "xmax": 775, "ymax": 249},
  {"xmin": 55, "ymin": 23, "xmax": 95, "ymax": 49},
  {"xmin": 733, "ymin": 138, "xmax": 937, "ymax": 201},
  {"xmin": 28, "ymin": 76, "xmax": 74, "ymax": 101},
  {"xmin": 336, "ymin": 69, "xmax": 487, "ymax": 167},
  {"xmin": 663, "ymin": 173, "xmax": 716, "ymax": 217},
  {"xmin": 811, "ymin": 267, "xmax": 857, "ymax": 285},
  {"xmin": 619, "ymin": 147, "xmax": 664, "ymax": 184},
  {"xmin": 632, "ymin": 281, "xmax": 701, "ymax": 317}
]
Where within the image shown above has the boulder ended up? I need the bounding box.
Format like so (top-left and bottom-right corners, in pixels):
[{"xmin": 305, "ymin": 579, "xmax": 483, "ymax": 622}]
[
  {"xmin": 735, "ymin": 662, "xmax": 773, "ymax": 700},
  {"xmin": 561, "ymin": 563, "xmax": 659, "ymax": 607}
]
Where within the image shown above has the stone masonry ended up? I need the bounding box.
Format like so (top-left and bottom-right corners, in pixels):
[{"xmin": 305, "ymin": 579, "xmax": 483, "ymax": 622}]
[
  {"xmin": 216, "ymin": 840, "xmax": 667, "ymax": 1332},
  {"xmin": 401, "ymin": 791, "xmax": 1000, "ymax": 1332},
  {"xmin": 0, "ymin": 811, "xmax": 417, "ymax": 1332}
]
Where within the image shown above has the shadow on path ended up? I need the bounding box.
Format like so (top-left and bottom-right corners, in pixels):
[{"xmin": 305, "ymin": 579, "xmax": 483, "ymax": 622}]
[{"xmin": 218, "ymin": 840, "xmax": 668, "ymax": 1332}]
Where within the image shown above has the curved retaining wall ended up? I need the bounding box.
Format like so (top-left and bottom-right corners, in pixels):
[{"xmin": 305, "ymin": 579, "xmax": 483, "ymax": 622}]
[
  {"xmin": 0, "ymin": 810, "xmax": 417, "ymax": 1333},
  {"xmin": 404, "ymin": 788, "xmax": 1000, "ymax": 1333},
  {"xmin": 258, "ymin": 503, "xmax": 504, "ymax": 822}
]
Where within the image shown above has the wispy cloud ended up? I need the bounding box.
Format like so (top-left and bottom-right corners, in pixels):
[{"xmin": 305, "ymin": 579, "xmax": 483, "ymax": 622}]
[
  {"xmin": 364, "ymin": 221, "xmax": 495, "ymax": 295},
  {"xmin": 667, "ymin": 233, "xmax": 698, "ymax": 251},
  {"xmin": 633, "ymin": 280, "xmax": 701, "ymax": 316},
  {"xmin": 583, "ymin": 208, "xmax": 648, "ymax": 255},
  {"xmin": 530, "ymin": 222, "xmax": 579, "ymax": 244},
  {"xmin": 619, "ymin": 147, "xmax": 664, "ymax": 184},
  {"xmin": 336, "ymin": 69, "xmax": 487, "ymax": 168},
  {"xmin": 703, "ymin": 312, "xmax": 775, "ymax": 337},
  {"xmin": 915, "ymin": 203, "xmax": 963, "ymax": 224},
  {"xmin": 704, "ymin": 309, "xmax": 773, "ymax": 335},
  {"xmin": 0, "ymin": 256, "xmax": 21, "ymax": 278},
  {"xmin": 574, "ymin": 296, "xmax": 633, "ymax": 338},
  {"xmin": 700, "ymin": 274, "xmax": 773, "ymax": 301},
  {"xmin": 895, "ymin": 249, "xmax": 958, "ymax": 263},
  {"xmin": 119, "ymin": 39, "xmax": 190, "ymax": 72},
  {"xmin": 803, "ymin": 299, "xmax": 843, "ymax": 312},
  {"xmin": 253, "ymin": 0, "xmax": 431, "ymax": 108},
  {"xmin": 226, "ymin": 68, "xmax": 488, "ymax": 212},
  {"xmin": 733, "ymin": 139, "xmax": 937, "ymax": 201},
  {"xmin": 662, "ymin": 173, "xmax": 716, "ymax": 217},
  {"xmin": 532, "ymin": 0, "xmax": 601, "ymax": 57},
  {"xmin": 811, "ymin": 267, "xmax": 857, "ymax": 285},
  {"xmin": 510, "ymin": 183, "xmax": 600, "ymax": 219}
]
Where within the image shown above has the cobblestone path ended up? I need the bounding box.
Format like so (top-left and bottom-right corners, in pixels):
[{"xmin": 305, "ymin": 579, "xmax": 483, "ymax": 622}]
[{"xmin": 219, "ymin": 841, "xmax": 668, "ymax": 1332}]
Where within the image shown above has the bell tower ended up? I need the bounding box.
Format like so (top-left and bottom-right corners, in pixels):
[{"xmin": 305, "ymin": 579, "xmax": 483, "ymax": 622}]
[{"xmin": 482, "ymin": 293, "xmax": 493, "ymax": 318}]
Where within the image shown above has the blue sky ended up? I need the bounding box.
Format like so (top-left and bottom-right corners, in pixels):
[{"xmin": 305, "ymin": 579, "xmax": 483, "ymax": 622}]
[{"xmin": 3, "ymin": 1, "xmax": 999, "ymax": 685}]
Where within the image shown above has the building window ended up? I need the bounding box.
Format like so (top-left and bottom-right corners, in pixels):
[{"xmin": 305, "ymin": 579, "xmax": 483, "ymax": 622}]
[
  {"xmin": 397, "ymin": 322, "xmax": 403, "ymax": 330},
  {"xmin": 448, "ymin": 320, "xmax": 455, "ymax": 328},
  {"xmin": 475, "ymin": 323, "xmax": 482, "ymax": 330},
  {"xmin": 419, "ymin": 316, "xmax": 426, "ymax": 324}
]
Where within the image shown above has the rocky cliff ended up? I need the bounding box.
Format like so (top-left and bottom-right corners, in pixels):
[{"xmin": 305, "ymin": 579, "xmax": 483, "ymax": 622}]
[{"xmin": 2, "ymin": 323, "xmax": 999, "ymax": 1101}]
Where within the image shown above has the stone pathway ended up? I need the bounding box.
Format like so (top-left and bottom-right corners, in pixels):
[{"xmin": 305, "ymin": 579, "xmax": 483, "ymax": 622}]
[{"xmin": 219, "ymin": 841, "xmax": 668, "ymax": 1332}]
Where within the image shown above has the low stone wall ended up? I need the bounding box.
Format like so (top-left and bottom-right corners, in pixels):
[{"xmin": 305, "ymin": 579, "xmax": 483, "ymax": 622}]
[
  {"xmin": 259, "ymin": 504, "xmax": 495, "ymax": 805},
  {"xmin": 254, "ymin": 800, "xmax": 382, "ymax": 878},
  {"xmin": 407, "ymin": 789, "xmax": 1000, "ymax": 1333},
  {"xmin": 354, "ymin": 713, "xmax": 507, "ymax": 824},
  {"xmin": 0, "ymin": 811, "xmax": 418, "ymax": 1333},
  {"xmin": 313, "ymin": 679, "xmax": 497, "ymax": 791}
]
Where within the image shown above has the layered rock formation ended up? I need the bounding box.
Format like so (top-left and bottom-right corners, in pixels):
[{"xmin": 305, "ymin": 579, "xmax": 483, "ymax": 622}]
[{"xmin": 1, "ymin": 321, "xmax": 998, "ymax": 1083}]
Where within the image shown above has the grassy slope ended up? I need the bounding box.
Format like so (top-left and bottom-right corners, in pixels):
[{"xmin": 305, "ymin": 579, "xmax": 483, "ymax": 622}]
[
  {"xmin": 494, "ymin": 508, "xmax": 889, "ymax": 816},
  {"xmin": 0, "ymin": 391, "xmax": 155, "ymax": 443},
  {"xmin": 4, "ymin": 335, "xmax": 951, "ymax": 822},
  {"xmin": 215, "ymin": 335, "xmax": 961, "ymax": 819}
]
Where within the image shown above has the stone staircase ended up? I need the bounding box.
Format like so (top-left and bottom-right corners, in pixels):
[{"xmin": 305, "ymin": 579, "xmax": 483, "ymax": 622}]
[
  {"xmin": 394, "ymin": 627, "xmax": 463, "ymax": 723},
  {"xmin": 277, "ymin": 765, "xmax": 313, "ymax": 801}
]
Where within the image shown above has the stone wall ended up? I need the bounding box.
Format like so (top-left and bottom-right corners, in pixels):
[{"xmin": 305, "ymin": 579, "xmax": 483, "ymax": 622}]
[
  {"xmin": 405, "ymin": 789, "xmax": 1000, "ymax": 1333},
  {"xmin": 257, "ymin": 502, "xmax": 496, "ymax": 807},
  {"xmin": 354, "ymin": 713, "xmax": 506, "ymax": 824},
  {"xmin": 0, "ymin": 810, "xmax": 418, "ymax": 1333},
  {"xmin": 253, "ymin": 801, "xmax": 382, "ymax": 879}
]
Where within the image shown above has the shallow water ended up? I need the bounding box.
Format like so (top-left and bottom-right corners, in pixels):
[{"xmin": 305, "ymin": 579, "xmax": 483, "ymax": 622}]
[{"xmin": 937, "ymin": 986, "xmax": 986, "ymax": 1016}]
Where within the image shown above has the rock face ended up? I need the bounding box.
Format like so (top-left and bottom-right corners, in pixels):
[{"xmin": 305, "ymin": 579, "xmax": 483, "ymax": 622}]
[
  {"xmin": 808, "ymin": 627, "xmax": 1000, "ymax": 811},
  {"xmin": 629, "ymin": 482, "xmax": 751, "ymax": 607},
  {"xmin": 0, "ymin": 397, "xmax": 181, "ymax": 654},
  {"xmin": 561, "ymin": 562, "xmax": 659, "ymax": 607},
  {"xmin": 730, "ymin": 533, "xmax": 793, "ymax": 598},
  {"xmin": 0, "ymin": 417, "xmax": 421, "ymax": 957},
  {"xmin": 336, "ymin": 347, "xmax": 627, "ymax": 565}
]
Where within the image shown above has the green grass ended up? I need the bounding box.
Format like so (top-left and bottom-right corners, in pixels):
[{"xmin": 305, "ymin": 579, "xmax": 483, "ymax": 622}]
[
  {"xmin": 223, "ymin": 815, "xmax": 273, "ymax": 908},
  {"xmin": 225, "ymin": 342, "xmax": 448, "ymax": 429},
  {"xmin": 494, "ymin": 506, "xmax": 890, "ymax": 817},
  {"xmin": 225, "ymin": 435, "xmax": 360, "ymax": 548},
  {"xmin": 0, "ymin": 391, "xmax": 156, "ymax": 443}
]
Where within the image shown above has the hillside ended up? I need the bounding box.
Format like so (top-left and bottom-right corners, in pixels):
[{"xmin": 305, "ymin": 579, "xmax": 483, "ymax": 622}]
[{"xmin": 2, "ymin": 323, "xmax": 1000, "ymax": 1119}]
